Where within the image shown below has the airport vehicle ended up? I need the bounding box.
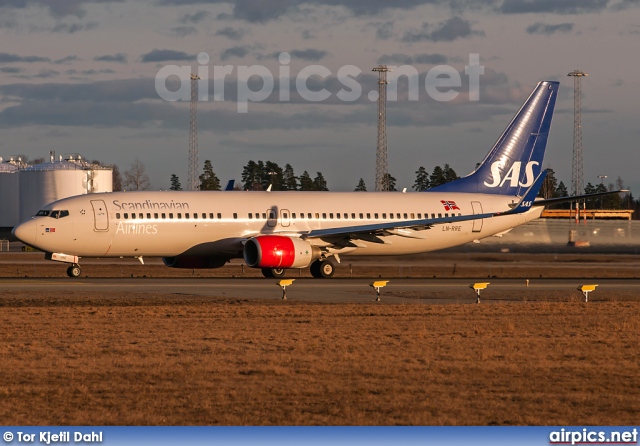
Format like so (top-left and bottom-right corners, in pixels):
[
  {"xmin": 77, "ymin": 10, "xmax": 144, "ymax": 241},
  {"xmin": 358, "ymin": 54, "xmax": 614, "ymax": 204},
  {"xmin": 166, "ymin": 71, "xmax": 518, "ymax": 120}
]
[{"xmin": 13, "ymin": 81, "xmax": 586, "ymax": 278}]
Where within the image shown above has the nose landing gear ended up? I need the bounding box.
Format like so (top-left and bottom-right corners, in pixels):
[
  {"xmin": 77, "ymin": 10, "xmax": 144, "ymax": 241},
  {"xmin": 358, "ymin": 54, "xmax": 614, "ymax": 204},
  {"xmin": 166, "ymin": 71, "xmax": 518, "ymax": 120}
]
[{"xmin": 66, "ymin": 264, "xmax": 82, "ymax": 278}]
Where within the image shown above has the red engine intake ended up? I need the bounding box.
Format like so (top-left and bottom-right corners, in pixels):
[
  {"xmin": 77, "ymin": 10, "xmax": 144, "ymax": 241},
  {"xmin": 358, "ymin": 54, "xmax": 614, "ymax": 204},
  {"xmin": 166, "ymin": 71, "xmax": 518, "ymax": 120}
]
[{"xmin": 243, "ymin": 235, "xmax": 320, "ymax": 269}]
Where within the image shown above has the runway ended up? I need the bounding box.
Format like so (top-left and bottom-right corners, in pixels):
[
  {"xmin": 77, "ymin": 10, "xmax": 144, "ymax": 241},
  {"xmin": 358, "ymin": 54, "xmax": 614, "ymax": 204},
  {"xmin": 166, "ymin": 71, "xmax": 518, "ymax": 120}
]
[{"xmin": 1, "ymin": 277, "xmax": 638, "ymax": 303}]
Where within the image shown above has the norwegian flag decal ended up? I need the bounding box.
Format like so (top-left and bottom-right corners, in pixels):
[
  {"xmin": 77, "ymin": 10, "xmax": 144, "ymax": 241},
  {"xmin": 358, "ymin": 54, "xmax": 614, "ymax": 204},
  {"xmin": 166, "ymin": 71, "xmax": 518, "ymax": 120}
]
[
  {"xmin": 440, "ymin": 200, "xmax": 460, "ymax": 211},
  {"xmin": 45, "ymin": 228, "xmax": 56, "ymax": 233}
]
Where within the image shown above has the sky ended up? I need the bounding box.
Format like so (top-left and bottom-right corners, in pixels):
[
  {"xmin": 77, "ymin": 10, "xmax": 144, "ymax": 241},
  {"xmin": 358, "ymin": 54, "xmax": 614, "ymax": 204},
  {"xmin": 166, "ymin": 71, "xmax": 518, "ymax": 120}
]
[{"xmin": 0, "ymin": 0, "xmax": 639, "ymax": 193}]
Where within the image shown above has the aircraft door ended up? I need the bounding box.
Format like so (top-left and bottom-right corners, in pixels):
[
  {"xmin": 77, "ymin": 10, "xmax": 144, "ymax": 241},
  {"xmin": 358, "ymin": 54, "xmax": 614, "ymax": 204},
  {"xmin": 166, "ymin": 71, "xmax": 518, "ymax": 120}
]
[
  {"xmin": 266, "ymin": 208, "xmax": 277, "ymax": 227},
  {"xmin": 90, "ymin": 200, "xmax": 109, "ymax": 231},
  {"xmin": 280, "ymin": 209, "xmax": 290, "ymax": 227},
  {"xmin": 471, "ymin": 201, "xmax": 483, "ymax": 233}
]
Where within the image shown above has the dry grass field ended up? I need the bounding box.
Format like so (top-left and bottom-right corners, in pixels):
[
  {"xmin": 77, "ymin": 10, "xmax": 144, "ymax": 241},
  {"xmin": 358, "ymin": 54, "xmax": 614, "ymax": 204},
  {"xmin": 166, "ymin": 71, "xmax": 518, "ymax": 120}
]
[{"xmin": 0, "ymin": 291, "xmax": 638, "ymax": 426}]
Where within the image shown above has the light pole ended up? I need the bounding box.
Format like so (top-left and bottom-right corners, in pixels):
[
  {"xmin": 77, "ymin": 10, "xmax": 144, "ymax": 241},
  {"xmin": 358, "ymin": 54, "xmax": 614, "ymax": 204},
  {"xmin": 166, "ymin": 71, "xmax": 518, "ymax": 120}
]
[{"xmin": 598, "ymin": 175, "xmax": 607, "ymax": 209}]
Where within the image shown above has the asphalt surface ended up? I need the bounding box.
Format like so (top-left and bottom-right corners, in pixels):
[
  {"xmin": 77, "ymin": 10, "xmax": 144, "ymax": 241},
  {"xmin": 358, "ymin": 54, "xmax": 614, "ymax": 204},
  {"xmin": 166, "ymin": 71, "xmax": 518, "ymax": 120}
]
[{"xmin": 1, "ymin": 277, "xmax": 637, "ymax": 303}]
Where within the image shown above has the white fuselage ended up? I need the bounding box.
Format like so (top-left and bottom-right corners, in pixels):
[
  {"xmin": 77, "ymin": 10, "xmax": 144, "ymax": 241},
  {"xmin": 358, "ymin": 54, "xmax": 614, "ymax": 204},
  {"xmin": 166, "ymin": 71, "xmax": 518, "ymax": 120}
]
[{"xmin": 16, "ymin": 190, "xmax": 543, "ymax": 260}]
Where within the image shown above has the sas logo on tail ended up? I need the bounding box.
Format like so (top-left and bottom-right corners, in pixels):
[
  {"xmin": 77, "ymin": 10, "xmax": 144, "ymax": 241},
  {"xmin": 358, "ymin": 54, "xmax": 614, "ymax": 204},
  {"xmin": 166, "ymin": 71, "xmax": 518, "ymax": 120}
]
[
  {"xmin": 440, "ymin": 200, "xmax": 460, "ymax": 211},
  {"xmin": 484, "ymin": 161, "xmax": 539, "ymax": 188}
]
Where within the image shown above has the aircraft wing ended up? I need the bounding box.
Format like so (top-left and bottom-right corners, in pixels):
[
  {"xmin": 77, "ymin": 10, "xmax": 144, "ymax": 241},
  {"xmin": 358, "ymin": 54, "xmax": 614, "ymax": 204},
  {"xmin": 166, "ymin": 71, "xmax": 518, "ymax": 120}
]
[
  {"xmin": 302, "ymin": 171, "xmax": 547, "ymax": 242},
  {"xmin": 532, "ymin": 189, "xmax": 629, "ymax": 207}
]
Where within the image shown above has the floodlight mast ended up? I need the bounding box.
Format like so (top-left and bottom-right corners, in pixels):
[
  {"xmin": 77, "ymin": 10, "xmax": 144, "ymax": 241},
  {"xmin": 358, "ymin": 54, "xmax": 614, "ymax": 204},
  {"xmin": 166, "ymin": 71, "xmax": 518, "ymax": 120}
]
[
  {"xmin": 188, "ymin": 73, "xmax": 201, "ymax": 191},
  {"xmin": 373, "ymin": 65, "xmax": 391, "ymax": 191}
]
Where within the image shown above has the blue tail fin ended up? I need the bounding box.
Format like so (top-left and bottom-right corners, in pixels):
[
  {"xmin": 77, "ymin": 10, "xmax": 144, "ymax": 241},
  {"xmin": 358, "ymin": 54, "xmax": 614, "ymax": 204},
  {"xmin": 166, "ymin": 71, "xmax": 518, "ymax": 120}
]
[{"xmin": 428, "ymin": 81, "xmax": 559, "ymax": 196}]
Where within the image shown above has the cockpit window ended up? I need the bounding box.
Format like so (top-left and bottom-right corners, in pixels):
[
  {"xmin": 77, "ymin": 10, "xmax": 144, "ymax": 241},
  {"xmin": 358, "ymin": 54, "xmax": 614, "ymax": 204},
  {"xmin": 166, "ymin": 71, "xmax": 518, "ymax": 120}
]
[
  {"xmin": 36, "ymin": 210, "xmax": 50, "ymax": 217},
  {"xmin": 47, "ymin": 210, "xmax": 69, "ymax": 219}
]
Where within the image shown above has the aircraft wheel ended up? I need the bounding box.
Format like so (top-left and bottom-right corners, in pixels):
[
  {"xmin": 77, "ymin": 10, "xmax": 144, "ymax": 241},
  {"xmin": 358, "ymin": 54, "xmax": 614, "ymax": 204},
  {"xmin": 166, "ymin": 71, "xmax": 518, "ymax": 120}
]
[
  {"xmin": 262, "ymin": 268, "xmax": 286, "ymax": 278},
  {"xmin": 310, "ymin": 260, "xmax": 334, "ymax": 279},
  {"xmin": 67, "ymin": 264, "xmax": 81, "ymax": 278},
  {"xmin": 319, "ymin": 260, "xmax": 335, "ymax": 278}
]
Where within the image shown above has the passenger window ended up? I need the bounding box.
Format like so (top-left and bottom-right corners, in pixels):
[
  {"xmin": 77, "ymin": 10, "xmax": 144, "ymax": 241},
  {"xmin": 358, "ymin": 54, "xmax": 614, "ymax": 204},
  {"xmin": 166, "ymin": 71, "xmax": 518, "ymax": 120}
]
[
  {"xmin": 124, "ymin": 213, "xmax": 129, "ymax": 219},
  {"xmin": 445, "ymin": 213, "xmax": 448, "ymax": 217},
  {"xmin": 209, "ymin": 213, "xmax": 214, "ymax": 219},
  {"xmin": 330, "ymin": 213, "xmax": 334, "ymax": 219},
  {"xmin": 233, "ymin": 213, "xmax": 237, "ymax": 219},
  {"xmin": 416, "ymin": 213, "xmax": 420, "ymax": 219},
  {"xmin": 147, "ymin": 213, "xmax": 151, "ymax": 219},
  {"xmin": 431, "ymin": 213, "xmax": 435, "ymax": 219},
  {"xmin": 344, "ymin": 213, "xmax": 348, "ymax": 219},
  {"xmin": 292, "ymin": 213, "xmax": 296, "ymax": 219},
  {"xmin": 322, "ymin": 213, "xmax": 326, "ymax": 219},
  {"xmin": 336, "ymin": 213, "xmax": 340, "ymax": 219},
  {"xmin": 161, "ymin": 213, "xmax": 166, "ymax": 219},
  {"xmin": 248, "ymin": 213, "xmax": 253, "ymax": 219},
  {"xmin": 359, "ymin": 213, "xmax": 363, "ymax": 219},
  {"xmin": 169, "ymin": 213, "xmax": 173, "ymax": 219},
  {"xmin": 374, "ymin": 213, "xmax": 378, "ymax": 219},
  {"xmin": 217, "ymin": 213, "xmax": 222, "ymax": 219},
  {"xmin": 116, "ymin": 213, "xmax": 121, "ymax": 219},
  {"xmin": 397, "ymin": 213, "xmax": 401, "ymax": 219},
  {"xmin": 177, "ymin": 213, "xmax": 182, "ymax": 219},
  {"xmin": 404, "ymin": 213, "xmax": 408, "ymax": 219},
  {"xmin": 154, "ymin": 213, "xmax": 158, "ymax": 219},
  {"xmin": 351, "ymin": 213, "xmax": 355, "ymax": 219},
  {"xmin": 283, "ymin": 213, "xmax": 288, "ymax": 218},
  {"xmin": 261, "ymin": 213, "xmax": 266, "ymax": 219},
  {"xmin": 269, "ymin": 212, "xmax": 275, "ymax": 219},
  {"xmin": 309, "ymin": 213, "xmax": 313, "ymax": 219},
  {"xmin": 383, "ymin": 213, "xmax": 388, "ymax": 219},
  {"xmin": 438, "ymin": 213, "xmax": 442, "ymax": 218}
]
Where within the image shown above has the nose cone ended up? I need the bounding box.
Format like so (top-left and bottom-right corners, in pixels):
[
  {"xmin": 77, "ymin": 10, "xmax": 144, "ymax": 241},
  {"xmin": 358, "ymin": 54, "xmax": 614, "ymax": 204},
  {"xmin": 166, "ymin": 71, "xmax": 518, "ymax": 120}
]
[{"xmin": 12, "ymin": 218, "xmax": 37, "ymax": 247}]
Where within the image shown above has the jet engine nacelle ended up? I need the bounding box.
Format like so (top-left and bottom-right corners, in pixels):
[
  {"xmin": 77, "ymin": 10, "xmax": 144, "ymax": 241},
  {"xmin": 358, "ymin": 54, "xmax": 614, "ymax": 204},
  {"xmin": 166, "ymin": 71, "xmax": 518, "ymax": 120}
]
[
  {"xmin": 162, "ymin": 255, "xmax": 228, "ymax": 269},
  {"xmin": 243, "ymin": 235, "xmax": 321, "ymax": 269}
]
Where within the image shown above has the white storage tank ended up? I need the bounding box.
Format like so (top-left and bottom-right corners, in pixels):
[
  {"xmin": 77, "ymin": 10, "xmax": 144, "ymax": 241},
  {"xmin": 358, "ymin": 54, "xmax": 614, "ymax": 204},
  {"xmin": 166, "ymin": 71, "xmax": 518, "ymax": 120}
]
[
  {"xmin": 0, "ymin": 158, "xmax": 20, "ymax": 227},
  {"xmin": 18, "ymin": 155, "xmax": 113, "ymax": 222}
]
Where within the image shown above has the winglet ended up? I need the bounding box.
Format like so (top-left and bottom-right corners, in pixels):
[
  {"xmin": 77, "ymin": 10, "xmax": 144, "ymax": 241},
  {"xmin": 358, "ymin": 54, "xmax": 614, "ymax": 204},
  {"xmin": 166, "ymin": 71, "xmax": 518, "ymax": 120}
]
[{"xmin": 494, "ymin": 169, "xmax": 548, "ymax": 216}]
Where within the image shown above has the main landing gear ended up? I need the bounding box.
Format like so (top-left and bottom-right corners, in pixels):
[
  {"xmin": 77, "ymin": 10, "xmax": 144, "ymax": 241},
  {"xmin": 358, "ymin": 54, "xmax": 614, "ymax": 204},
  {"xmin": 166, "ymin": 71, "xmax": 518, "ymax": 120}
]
[
  {"xmin": 66, "ymin": 264, "xmax": 82, "ymax": 278},
  {"xmin": 260, "ymin": 259, "xmax": 336, "ymax": 279},
  {"xmin": 310, "ymin": 259, "xmax": 334, "ymax": 279},
  {"xmin": 261, "ymin": 268, "xmax": 286, "ymax": 278}
]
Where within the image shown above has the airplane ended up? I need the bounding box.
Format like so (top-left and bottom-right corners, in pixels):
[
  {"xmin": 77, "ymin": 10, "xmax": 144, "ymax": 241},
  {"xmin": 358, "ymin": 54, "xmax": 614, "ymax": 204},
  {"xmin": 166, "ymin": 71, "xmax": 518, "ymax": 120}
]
[{"xmin": 11, "ymin": 80, "xmax": 620, "ymax": 279}]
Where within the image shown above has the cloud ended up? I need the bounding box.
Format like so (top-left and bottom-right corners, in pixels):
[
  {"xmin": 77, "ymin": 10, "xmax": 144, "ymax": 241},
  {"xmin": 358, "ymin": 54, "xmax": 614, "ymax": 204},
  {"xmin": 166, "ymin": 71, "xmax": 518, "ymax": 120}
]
[
  {"xmin": 0, "ymin": 0, "xmax": 125, "ymax": 18},
  {"xmin": 402, "ymin": 17, "xmax": 484, "ymax": 42},
  {"xmin": 94, "ymin": 53, "xmax": 128, "ymax": 64},
  {"xmin": 526, "ymin": 22, "xmax": 574, "ymax": 35},
  {"xmin": 220, "ymin": 46, "xmax": 250, "ymax": 61},
  {"xmin": 158, "ymin": 0, "xmax": 432, "ymax": 23},
  {"xmin": 51, "ymin": 21, "xmax": 98, "ymax": 33},
  {"xmin": 53, "ymin": 55, "xmax": 81, "ymax": 65},
  {"xmin": 215, "ymin": 26, "xmax": 246, "ymax": 40},
  {"xmin": 171, "ymin": 26, "xmax": 197, "ymax": 36},
  {"xmin": 377, "ymin": 53, "xmax": 448, "ymax": 65},
  {"xmin": 0, "ymin": 67, "xmax": 22, "ymax": 74},
  {"xmin": 179, "ymin": 10, "xmax": 211, "ymax": 23},
  {"xmin": 500, "ymin": 0, "xmax": 609, "ymax": 14},
  {"xmin": 373, "ymin": 21, "xmax": 394, "ymax": 40},
  {"xmin": 290, "ymin": 49, "xmax": 327, "ymax": 61},
  {"xmin": 140, "ymin": 49, "xmax": 196, "ymax": 63},
  {"xmin": 0, "ymin": 53, "xmax": 50, "ymax": 63}
]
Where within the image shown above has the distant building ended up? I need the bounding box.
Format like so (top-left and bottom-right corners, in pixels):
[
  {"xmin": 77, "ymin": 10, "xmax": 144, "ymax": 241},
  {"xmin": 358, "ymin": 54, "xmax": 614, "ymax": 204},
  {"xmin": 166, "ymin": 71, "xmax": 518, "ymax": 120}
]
[{"xmin": 0, "ymin": 154, "xmax": 113, "ymax": 230}]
